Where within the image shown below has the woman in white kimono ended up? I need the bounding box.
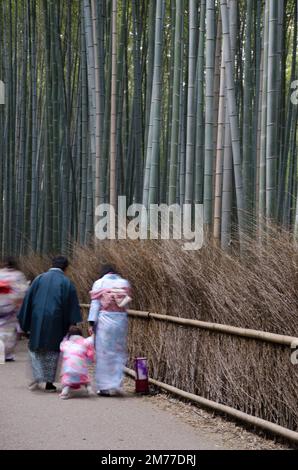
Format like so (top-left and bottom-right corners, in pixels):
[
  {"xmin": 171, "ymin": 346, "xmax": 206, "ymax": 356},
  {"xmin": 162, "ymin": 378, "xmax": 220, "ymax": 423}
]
[{"xmin": 88, "ymin": 265, "xmax": 131, "ymax": 396}]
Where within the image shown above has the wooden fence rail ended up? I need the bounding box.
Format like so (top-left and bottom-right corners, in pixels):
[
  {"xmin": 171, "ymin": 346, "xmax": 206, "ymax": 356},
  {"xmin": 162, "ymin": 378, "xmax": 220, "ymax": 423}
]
[{"xmin": 80, "ymin": 304, "xmax": 298, "ymax": 347}]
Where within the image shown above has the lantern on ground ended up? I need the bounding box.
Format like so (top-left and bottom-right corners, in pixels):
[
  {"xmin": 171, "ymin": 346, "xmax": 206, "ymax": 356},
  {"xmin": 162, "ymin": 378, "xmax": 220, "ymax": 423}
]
[{"xmin": 134, "ymin": 357, "xmax": 149, "ymax": 394}]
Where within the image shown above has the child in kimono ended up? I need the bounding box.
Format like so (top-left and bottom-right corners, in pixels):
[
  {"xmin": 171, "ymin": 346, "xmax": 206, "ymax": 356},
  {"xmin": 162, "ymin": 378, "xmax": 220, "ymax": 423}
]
[{"xmin": 59, "ymin": 325, "xmax": 95, "ymax": 400}]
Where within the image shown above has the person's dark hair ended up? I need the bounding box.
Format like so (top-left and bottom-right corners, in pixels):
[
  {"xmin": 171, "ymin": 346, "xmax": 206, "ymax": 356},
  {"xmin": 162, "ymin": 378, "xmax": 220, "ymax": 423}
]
[
  {"xmin": 3, "ymin": 256, "xmax": 19, "ymax": 270},
  {"xmin": 99, "ymin": 263, "xmax": 117, "ymax": 278},
  {"xmin": 67, "ymin": 325, "xmax": 83, "ymax": 339},
  {"xmin": 52, "ymin": 255, "xmax": 69, "ymax": 271}
]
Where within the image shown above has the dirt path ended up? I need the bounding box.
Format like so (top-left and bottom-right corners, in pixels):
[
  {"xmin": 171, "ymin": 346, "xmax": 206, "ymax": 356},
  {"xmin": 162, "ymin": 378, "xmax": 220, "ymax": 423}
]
[{"xmin": 0, "ymin": 341, "xmax": 289, "ymax": 450}]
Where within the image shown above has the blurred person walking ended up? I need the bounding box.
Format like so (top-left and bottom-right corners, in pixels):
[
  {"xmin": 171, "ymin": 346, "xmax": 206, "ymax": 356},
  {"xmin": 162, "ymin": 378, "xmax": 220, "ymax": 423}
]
[
  {"xmin": 18, "ymin": 256, "xmax": 82, "ymax": 392},
  {"xmin": 0, "ymin": 257, "xmax": 28, "ymax": 361}
]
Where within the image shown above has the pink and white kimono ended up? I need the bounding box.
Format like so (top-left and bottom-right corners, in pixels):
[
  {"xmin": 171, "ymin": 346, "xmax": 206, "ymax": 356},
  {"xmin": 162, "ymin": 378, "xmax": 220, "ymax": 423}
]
[
  {"xmin": 88, "ymin": 273, "xmax": 131, "ymax": 393},
  {"xmin": 0, "ymin": 268, "xmax": 28, "ymax": 360},
  {"xmin": 60, "ymin": 335, "xmax": 94, "ymax": 388}
]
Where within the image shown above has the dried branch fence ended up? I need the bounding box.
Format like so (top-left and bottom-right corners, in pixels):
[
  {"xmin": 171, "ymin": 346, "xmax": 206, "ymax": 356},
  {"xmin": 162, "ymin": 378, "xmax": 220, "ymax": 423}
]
[{"xmin": 80, "ymin": 304, "xmax": 298, "ymax": 443}]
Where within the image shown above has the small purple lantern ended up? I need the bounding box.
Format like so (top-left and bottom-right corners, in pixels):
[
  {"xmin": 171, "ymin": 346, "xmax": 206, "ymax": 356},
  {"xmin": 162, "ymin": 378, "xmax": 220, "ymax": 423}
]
[{"xmin": 135, "ymin": 357, "xmax": 149, "ymax": 394}]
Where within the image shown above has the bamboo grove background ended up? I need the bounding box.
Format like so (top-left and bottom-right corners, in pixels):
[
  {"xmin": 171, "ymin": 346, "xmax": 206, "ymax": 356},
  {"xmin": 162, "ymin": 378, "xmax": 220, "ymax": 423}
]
[
  {"xmin": 2, "ymin": 1, "xmax": 297, "ymax": 433},
  {"xmin": 0, "ymin": 0, "xmax": 297, "ymax": 256}
]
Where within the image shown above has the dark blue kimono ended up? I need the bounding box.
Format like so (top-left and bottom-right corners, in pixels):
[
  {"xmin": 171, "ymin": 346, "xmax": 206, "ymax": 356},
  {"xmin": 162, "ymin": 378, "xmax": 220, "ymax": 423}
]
[{"xmin": 18, "ymin": 268, "xmax": 82, "ymax": 352}]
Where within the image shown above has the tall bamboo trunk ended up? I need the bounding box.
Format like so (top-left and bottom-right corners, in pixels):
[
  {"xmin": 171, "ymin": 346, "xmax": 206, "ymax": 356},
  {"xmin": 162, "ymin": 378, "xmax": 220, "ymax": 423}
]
[
  {"xmin": 109, "ymin": 0, "xmax": 117, "ymax": 210},
  {"xmin": 266, "ymin": 0, "xmax": 279, "ymax": 221},
  {"xmin": 203, "ymin": 0, "xmax": 215, "ymax": 229}
]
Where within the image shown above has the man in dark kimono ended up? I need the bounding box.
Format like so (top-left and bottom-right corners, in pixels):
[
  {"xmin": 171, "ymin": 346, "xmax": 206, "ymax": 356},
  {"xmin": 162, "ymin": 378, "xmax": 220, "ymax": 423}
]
[{"xmin": 18, "ymin": 256, "xmax": 82, "ymax": 392}]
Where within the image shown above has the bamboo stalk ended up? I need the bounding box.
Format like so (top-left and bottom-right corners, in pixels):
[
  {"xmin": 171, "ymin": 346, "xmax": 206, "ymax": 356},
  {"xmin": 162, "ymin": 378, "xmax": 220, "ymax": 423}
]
[
  {"xmin": 184, "ymin": 0, "xmax": 197, "ymax": 205},
  {"xmin": 109, "ymin": 0, "xmax": 117, "ymax": 210},
  {"xmin": 168, "ymin": 0, "xmax": 183, "ymax": 205},
  {"xmin": 213, "ymin": 48, "xmax": 225, "ymax": 242},
  {"xmin": 148, "ymin": 0, "xmax": 165, "ymax": 206},
  {"xmin": 194, "ymin": 0, "xmax": 206, "ymax": 206},
  {"xmin": 203, "ymin": 0, "xmax": 215, "ymax": 228},
  {"xmin": 266, "ymin": 0, "xmax": 279, "ymax": 221},
  {"xmin": 91, "ymin": 0, "xmax": 102, "ymax": 211},
  {"xmin": 220, "ymin": 0, "xmax": 245, "ymax": 242}
]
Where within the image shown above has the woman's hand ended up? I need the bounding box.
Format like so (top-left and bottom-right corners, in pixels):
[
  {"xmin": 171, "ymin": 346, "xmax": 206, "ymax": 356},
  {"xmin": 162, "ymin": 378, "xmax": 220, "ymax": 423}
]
[{"xmin": 88, "ymin": 326, "xmax": 94, "ymax": 336}]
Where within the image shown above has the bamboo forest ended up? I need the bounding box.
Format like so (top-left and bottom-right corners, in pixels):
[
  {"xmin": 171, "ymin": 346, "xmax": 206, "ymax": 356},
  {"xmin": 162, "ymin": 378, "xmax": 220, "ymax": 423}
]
[
  {"xmin": 0, "ymin": 0, "xmax": 297, "ymax": 255},
  {"xmin": 2, "ymin": 1, "xmax": 298, "ymax": 451}
]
